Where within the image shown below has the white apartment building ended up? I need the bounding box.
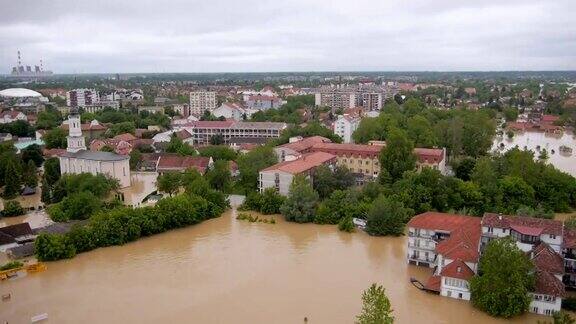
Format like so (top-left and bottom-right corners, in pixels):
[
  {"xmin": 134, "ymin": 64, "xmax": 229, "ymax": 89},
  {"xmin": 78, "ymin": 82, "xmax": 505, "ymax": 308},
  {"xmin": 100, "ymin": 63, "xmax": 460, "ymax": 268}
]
[
  {"xmin": 67, "ymin": 88, "xmax": 99, "ymax": 107},
  {"xmin": 259, "ymin": 151, "xmax": 336, "ymax": 195},
  {"xmin": 177, "ymin": 120, "xmax": 287, "ymax": 145},
  {"xmin": 213, "ymin": 102, "xmax": 246, "ymax": 121},
  {"xmin": 333, "ymin": 114, "xmax": 360, "ymax": 143},
  {"xmin": 82, "ymin": 100, "xmax": 120, "ymax": 113},
  {"xmin": 362, "ymin": 92, "xmax": 383, "ymax": 111},
  {"xmin": 189, "ymin": 91, "xmax": 217, "ymax": 115}
]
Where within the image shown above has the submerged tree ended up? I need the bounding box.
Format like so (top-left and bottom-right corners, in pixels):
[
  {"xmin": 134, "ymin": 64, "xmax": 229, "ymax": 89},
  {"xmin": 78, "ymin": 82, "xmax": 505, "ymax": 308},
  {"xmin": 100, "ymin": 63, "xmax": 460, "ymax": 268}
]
[
  {"xmin": 280, "ymin": 175, "xmax": 319, "ymax": 223},
  {"xmin": 356, "ymin": 283, "xmax": 394, "ymax": 324},
  {"xmin": 470, "ymin": 238, "xmax": 534, "ymax": 318}
]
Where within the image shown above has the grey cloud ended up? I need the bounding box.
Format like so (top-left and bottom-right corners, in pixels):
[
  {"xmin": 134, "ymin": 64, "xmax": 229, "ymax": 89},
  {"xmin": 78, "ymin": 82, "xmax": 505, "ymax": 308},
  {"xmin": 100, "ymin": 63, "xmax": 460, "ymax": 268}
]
[{"xmin": 0, "ymin": 0, "xmax": 574, "ymax": 73}]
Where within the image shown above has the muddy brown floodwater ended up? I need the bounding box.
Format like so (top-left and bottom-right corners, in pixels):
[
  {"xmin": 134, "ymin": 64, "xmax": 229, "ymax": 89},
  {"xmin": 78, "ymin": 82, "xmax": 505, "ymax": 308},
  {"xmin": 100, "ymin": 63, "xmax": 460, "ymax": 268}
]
[{"xmin": 1, "ymin": 202, "xmax": 545, "ymax": 323}]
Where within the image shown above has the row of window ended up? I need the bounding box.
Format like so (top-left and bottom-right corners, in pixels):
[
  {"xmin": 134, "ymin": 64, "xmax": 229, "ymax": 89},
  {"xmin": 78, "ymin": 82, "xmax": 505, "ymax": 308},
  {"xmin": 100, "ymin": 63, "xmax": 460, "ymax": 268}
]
[
  {"xmin": 444, "ymin": 278, "xmax": 469, "ymax": 289},
  {"xmin": 533, "ymin": 294, "xmax": 556, "ymax": 303}
]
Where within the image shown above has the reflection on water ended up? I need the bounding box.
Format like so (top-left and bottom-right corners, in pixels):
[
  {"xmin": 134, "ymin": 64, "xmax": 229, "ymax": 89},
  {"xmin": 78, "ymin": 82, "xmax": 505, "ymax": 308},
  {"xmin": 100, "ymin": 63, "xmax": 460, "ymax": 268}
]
[
  {"xmin": 493, "ymin": 130, "xmax": 576, "ymax": 176},
  {"xmin": 1, "ymin": 207, "xmax": 545, "ymax": 323}
]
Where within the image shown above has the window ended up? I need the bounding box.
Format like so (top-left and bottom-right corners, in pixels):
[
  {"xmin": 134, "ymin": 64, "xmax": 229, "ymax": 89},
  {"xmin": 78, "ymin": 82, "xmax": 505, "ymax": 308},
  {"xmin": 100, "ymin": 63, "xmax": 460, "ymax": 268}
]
[
  {"xmin": 447, "ymin": 291, "xmax": 452, "ymax": 297},
  {"xmin": 550, "ymin": 234, "xmax": 556, "ymax": 239},
  {"xmin": 458, "ymin": 293, "xmax": 463, "ymax": 299},
  {"xmin": 533, "ymin": 307, "xmax": 538, "ymax": 313},
  {"xmin": 487, "ymin": 227, "xmax": 493, "ymax": 233}
]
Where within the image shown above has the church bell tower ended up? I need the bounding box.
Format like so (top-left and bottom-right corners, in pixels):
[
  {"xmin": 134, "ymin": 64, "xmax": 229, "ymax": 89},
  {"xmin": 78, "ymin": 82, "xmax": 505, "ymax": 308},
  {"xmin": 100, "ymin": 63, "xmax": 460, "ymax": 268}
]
[{"xmin": 66, "ymin": 109, "xmax": 86, "ymax": 153}]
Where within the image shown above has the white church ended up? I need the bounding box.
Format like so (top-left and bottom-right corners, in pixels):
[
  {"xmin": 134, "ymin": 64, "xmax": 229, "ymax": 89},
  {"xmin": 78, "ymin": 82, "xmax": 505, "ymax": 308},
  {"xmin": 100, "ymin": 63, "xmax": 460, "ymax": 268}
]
[{"xmin": 59, "ymin": 110, "xmax": 131, "ymax": 188}]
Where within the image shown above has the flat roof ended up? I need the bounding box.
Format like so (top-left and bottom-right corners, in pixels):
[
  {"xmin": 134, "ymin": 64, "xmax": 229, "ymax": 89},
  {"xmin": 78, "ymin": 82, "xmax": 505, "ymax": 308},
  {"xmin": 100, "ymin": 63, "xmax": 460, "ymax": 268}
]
[{"xmin": 60, "ymin": 150, "xmax": 128, "ymax": 161}]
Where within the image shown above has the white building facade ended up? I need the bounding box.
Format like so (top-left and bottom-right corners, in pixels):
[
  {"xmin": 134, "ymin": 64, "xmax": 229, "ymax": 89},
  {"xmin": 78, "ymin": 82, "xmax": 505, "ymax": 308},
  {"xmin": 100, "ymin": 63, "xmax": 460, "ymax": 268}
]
[
  {"xmin": 333, "ymin": 115, "xmax": 360, "ymax": 143},
  {"xmin": 189, "ymin": 91, "xmax": 217, "ymax": 115},
  {"xmin": 67, "ymin": 88, "xmax": 99, "ymax": 107}
]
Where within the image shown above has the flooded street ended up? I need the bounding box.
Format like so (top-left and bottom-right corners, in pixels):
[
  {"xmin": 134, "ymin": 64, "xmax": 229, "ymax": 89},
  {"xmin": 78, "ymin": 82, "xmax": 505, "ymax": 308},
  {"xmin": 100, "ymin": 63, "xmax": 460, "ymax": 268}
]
[
  {"xmin": 1, "ymin": 201, "xmax": 545, "ymax": 324},
  {"xmin": 493, "ymin": 130, "xmax": 576, "ymax": 176}
]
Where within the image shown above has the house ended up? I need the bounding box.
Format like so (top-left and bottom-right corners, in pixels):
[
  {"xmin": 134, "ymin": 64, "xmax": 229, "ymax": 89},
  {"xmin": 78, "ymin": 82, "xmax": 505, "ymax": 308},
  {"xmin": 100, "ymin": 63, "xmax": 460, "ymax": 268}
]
[
  {"xmin": 156, "ymin": 154, "xmax": 213, "ymax": 174},
  {"xmin": 0, "ymin": 133, "xmax": 13, "ymax": 142},
  {"xmin": 368, "ymin": 141, "xmax": 447, "ymax": 175},
  {"xmin": 245, "ymin": 95, "xmax": 283, "ymax": 110},
  {"xmin": 259, "ymin": 151, "xmax": 336, "ymax": 195},
  {"xmin": 213, "ymin": 102, "xmax": 247, "ymax": 121},
  {"xmin": 138, "ymin": 106, "xmax": 165, "ymax": 114},
  {"xmin": 480, "ymin": 213, "xmax": 563, "ymax": 253},
  {"xmin": 0, "ymin": 223, "xmax": 36, "ymax": 252},
  {"xmin": 0, "ymin": 110, "xmax": 27, "ymax": 124},
  {"xmin": 333, "ymin": 114, "xmax": 361, "ymax": 143},
  {"xmin": 274, "ymin": 136, "xmax": 332, "ymax": 162},
  {"xmin": 176, "ymin": 121, "xmax": 287, "ymax": 145}
]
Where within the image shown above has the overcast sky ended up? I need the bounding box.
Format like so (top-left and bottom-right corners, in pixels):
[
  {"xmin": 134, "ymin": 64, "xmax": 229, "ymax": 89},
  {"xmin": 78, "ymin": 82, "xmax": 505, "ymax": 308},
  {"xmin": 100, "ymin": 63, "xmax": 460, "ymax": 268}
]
[{"xmin": 1, "ymin": 0, "xmax": 575, "ymax": 73}]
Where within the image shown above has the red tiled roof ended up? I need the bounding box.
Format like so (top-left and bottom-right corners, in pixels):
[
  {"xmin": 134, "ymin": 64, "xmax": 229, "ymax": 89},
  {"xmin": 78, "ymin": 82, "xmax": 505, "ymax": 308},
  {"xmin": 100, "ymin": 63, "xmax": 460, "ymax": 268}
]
[
  {"xmin": 534, "ymin": 270, "xmax": 565, "ymax": 297},
  {"xmin": 43, "ymin": 148, "xmax": 66, "ymax": 157},
  {"xmin": 0, "ymin": 110, "xmax": 25, "ymax": 119},
  {"xmin": 310, "ymin": 143, "xmax": 381, "ymax": 159},
  {"xmin": 408, "ymin": 212, "xmax": 476, "ymax": 232},
  {"xmin": 248, "ymin": 94, "xmax": 280, "ymax": 102},
  {"xmin": 440, "ymin": 259, "xmax": 475, "ymax": 281},
  {"xmin": 424, "ymin": 275, "xmax": 441, "ymax": 292},
  {"xmin": 113, "ymin": 133, "xmax": 137, "ymax": 142},
  {"xmin": 175, "ymin": 129, "xmax": 192, "ymax": 140},
  {"xmin": 482, "ymin": 213, "xmax": 563, "ymax": 236},
  {"xmin": 564, "ymin": 228, "xmax": 576, "ymax": 249},
  {"xmin": 531, "ymin": 242, "xmax": 564, "ymax": 275},
  {"xmin": 414, "ymin": 148, "xmax": 444, "ymax": 163},
  {"xmin": 279, "ymin": 136, "xmax": 332, "ymax": 153},
  {"xmin": 261, "ymin": 151, "xmax": 336, "ymax": 175},
  {"xmin": 436, "ymin": 218, "xmax": 481, "ymax": 263},
  {"xmin": 157, "ymin": 154, "xmax": 211, "ymax": 174},
  {"xmin": 542, "ymin": 115, "xmax": 560, "ymax": 123}
]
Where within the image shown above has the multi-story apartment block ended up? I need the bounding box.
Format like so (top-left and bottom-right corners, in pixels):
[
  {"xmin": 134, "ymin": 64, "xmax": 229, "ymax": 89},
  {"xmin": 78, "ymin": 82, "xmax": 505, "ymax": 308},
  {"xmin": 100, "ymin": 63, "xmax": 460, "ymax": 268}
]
[
  {"xmin": 259, "ymin": 151, "xmax": 336, "ymax": 195},
  {"xmin": 179, "ymin": 121, "xmax": 287, "ymax": 145},
  {"xmin": 314, "ymin": 90, "xmax": 356, "ymax": 111},
  {"xmin": 82, "ymin": 100, "xmax": 120, "ymax": 113},
  {"xmin": 189, "ymin": 91, "xmax": 217, "ymax": 116},
  {"xmin": 173, "ymin": 104, "xmax": 190, "ymax": 118},
  {"xmin": 245, "ymin": 95, "xmax": 283, "ymax": 110},
  {"xmin": 361, "ymin": 92, "xmax": 383, "ymax": 111},
  {"xmin": 407, "ymin": 212, "xmax": 566, "ymax": 316},
  {"xmin": 67, "ymin": 89, "xmax": 99, "ymax": 107},
  {"xmin": 333, "ymin": 114, "xmax": 360, "ymax": 143}
]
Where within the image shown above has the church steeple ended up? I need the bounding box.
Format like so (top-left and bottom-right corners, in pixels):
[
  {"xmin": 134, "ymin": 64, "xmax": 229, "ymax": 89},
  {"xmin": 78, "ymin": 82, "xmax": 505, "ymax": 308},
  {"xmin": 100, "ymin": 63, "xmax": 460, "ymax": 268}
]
[{"xmin": 66, "ymin": 109, "xmax": 86, "ymax": 153}]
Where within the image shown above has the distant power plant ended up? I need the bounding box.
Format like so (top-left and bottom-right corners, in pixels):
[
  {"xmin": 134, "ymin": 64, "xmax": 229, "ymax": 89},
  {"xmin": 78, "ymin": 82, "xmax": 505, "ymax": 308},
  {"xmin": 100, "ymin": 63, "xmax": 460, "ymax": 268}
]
[{"xmin": 10, "ymin": 50, "xmax": 54, "ymax": 77}]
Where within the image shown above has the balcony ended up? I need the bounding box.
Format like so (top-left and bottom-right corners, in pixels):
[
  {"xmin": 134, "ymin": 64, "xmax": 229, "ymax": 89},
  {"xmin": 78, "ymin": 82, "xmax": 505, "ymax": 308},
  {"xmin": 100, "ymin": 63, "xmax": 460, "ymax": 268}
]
[
  {"xmin": 408, "ymin": 254, "xmax": 436, "ymax": 263},
  {"xmin": 407, "ymin": 242, "xmax": 436, "ymax": 251}
]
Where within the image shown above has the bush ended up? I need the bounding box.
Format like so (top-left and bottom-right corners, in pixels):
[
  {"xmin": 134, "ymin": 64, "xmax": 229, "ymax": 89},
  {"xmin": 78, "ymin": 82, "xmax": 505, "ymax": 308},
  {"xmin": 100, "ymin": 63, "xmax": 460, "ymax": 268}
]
[
  {"xmin": 338, "ymin": 216, "xmax": 355, "ymax": 233},
  {"xmin": 562, "ymin": 297, "xmax": 576, "ymax": 311},
  {"xmin": 0, "ymin": 261, "xmax": 23, "ymax": 270},
  {"xmin": 1, "ymin": 200, "xmax": 24, "ymax": 217},
  {"xmin": 35, "ymin": 190, "xmax": 229, "ymax": 261}
]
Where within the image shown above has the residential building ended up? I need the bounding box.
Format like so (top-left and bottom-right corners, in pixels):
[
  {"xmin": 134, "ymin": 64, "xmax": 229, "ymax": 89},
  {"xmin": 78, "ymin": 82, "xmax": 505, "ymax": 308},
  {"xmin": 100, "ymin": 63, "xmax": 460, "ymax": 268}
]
[
  {"xmin": 140, "ymin": 153, "xmax": 213, "ymax": 174},
  {"xmin": 178, "ymin": 121, "xmax": 287, "ymax": 145},
  {"xmin": 368, "ymin": 141, "xmax": 447, "ymax": 175},
  {"xmin": 245, "ymin": 95, "xmax": 283, "ymax": 110},
  {"xmin": 314, "ymin": 90, "xmax": 356, "ymax": 110},
  {"xmin": 213, "ymin": 102, "xmax": 247, "ymax": 121},
  {"xmin": 173, "ymin": 104, "xmax": 190, "ymax": 118},
  {"xmin": 0, "ymin": 110, "xmax": 27, "ymax": 124},
  {"xmin": 480, "ymin": 213, "xmax": 563, "ymax": 253},
  {"xmin": 59, "ymin": 111, "xmax": 131, "ymax": 188},
  {"xmin": 361, "ymin": 92, "xmax": 383, "ymax": 111},
  {"xmin": 407, "ymin": 211, "xmax": 567, "ymax": 316},
  {"xmin": 259, "ymin": 151, "xmax": 336, "ymax": 195},
  {"xmin": 66, "ymin": 89, "xmax": 99, "ymax": 107},
  {"xmin": 189, "ymin": 91, "xmax": 217, "ymax": 115},
  {"xmin": 137, "ymin": 106, "xmax": 165, "ymax": 114},
  {"xmin": 274, "ymin": 136, "xmax": 332, "ymax": 162},
  {"xmin": 82, "ymin": 100, "xmax": 120, "ymax": 113},
  {"xmin": 333, "ymin": 114, "xmax": 360, "ymax": 143},
  {"xmin": 0, "ymin": 223, "xmax": 35, "ymax": 252}
]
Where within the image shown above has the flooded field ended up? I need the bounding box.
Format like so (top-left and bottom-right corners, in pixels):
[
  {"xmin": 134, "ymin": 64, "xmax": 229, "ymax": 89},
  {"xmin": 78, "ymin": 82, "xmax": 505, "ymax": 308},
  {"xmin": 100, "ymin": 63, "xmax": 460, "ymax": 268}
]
[
  {"xmin": 493, "ymin": 130, "xmax": 576, "ymax": 176},
  {"xmin": 1, "ymin": 201, "xmax": 544, "ymax": 323}
]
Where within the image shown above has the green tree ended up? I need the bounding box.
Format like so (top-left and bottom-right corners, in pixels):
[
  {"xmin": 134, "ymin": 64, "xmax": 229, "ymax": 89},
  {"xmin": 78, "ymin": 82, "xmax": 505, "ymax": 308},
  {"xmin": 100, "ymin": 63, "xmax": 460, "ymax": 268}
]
[
  {"xmin": 378, "ymin": 129, "xmax": 416, "ymax": 183},
  {"xmin": 35, "ymin": 233, "xmax": 76, "ymax": 261},
  {"xmin": 22, "ymin": 160, "xmax": 38, "ymax": 188},
  {"xmin": 356, "ymin": 283, "xmax": 394, "ymax": 324},
  {"xmin": 407, "ymin": 115, "xmax": 437, "ymax": 147},
  {"xmin": 366, "ymin": 195, "xmax": 412, "ymax": 236},
  {"xmin": 205, "ymin": 160, "xmax": 232, "ymax": 192},
  {"xmin": 43, "ymin": 157, "xmax": 61, "ymax": 186},
  {"xmin": 259, "ymin": 188, "xmax": 285, "ymax": 214},
  {"xmin": 129, "ymin": 149, "xmax": 142, "ymax": 170},
  {"xmin": 499, "ymin": 176, "xmax": 535, "ymax": 214},
  {"xmin": 313, "ymin": 165, "xmax": 355, "ymax": 199},
  {"xmin": 198, "ymin": 145, "xmax": 237, "ymax": 161},
  {"xmin": 470, "ymin": 238, "xmax": 534, "ymax": 318},
  {"xmin": 454, "ymin": 157, "xmax": 476, "ymax": 181},
  {"xmin": 41, "ymin": 178, "xmax": 51, "ymax": 204},
  {"xmin": 209, "ymin": 134, "xmax": 224, "ymax": 145},
  {"xmin": 43, "ymin": 128, "xmax": 67, "ymax": 149},
  {"xmin": 1, "ymin": 200, "xmax": 24, "ymax": 217},
  {"xmin": 552, "ymin": 311, "xmax": 576, "ymax": 324},
  {"xmin": 503, "ymin": 107, "xmax": 519, "ymax": 122},
  {"xmin": 107, "ymin": 121, "xmax": 136, "ymax": 137},
  {"xmin": 3, "ymin": 156, "xmax": 22, "ymax": 198},
  {"xmin": 236, "ymin": 145, "xmax": 277, "ymax": 192},
  {"xmin": 157, "ymin": 172, "xmax": 182, "ymax": 196},
  {"xmin": 21, "ymin": 144, "xmax": 44, "ymax": 167},
  {"xmin": 280, "ymin": 176, "xmax": 319, "ymax": 223},
  {"xmin": 338, "ymin": 216, "xmax": 355, "ymax": 233},
  {"xmin": 166, "ymin": 135, "xmax": 196, "ymax": 156}
]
